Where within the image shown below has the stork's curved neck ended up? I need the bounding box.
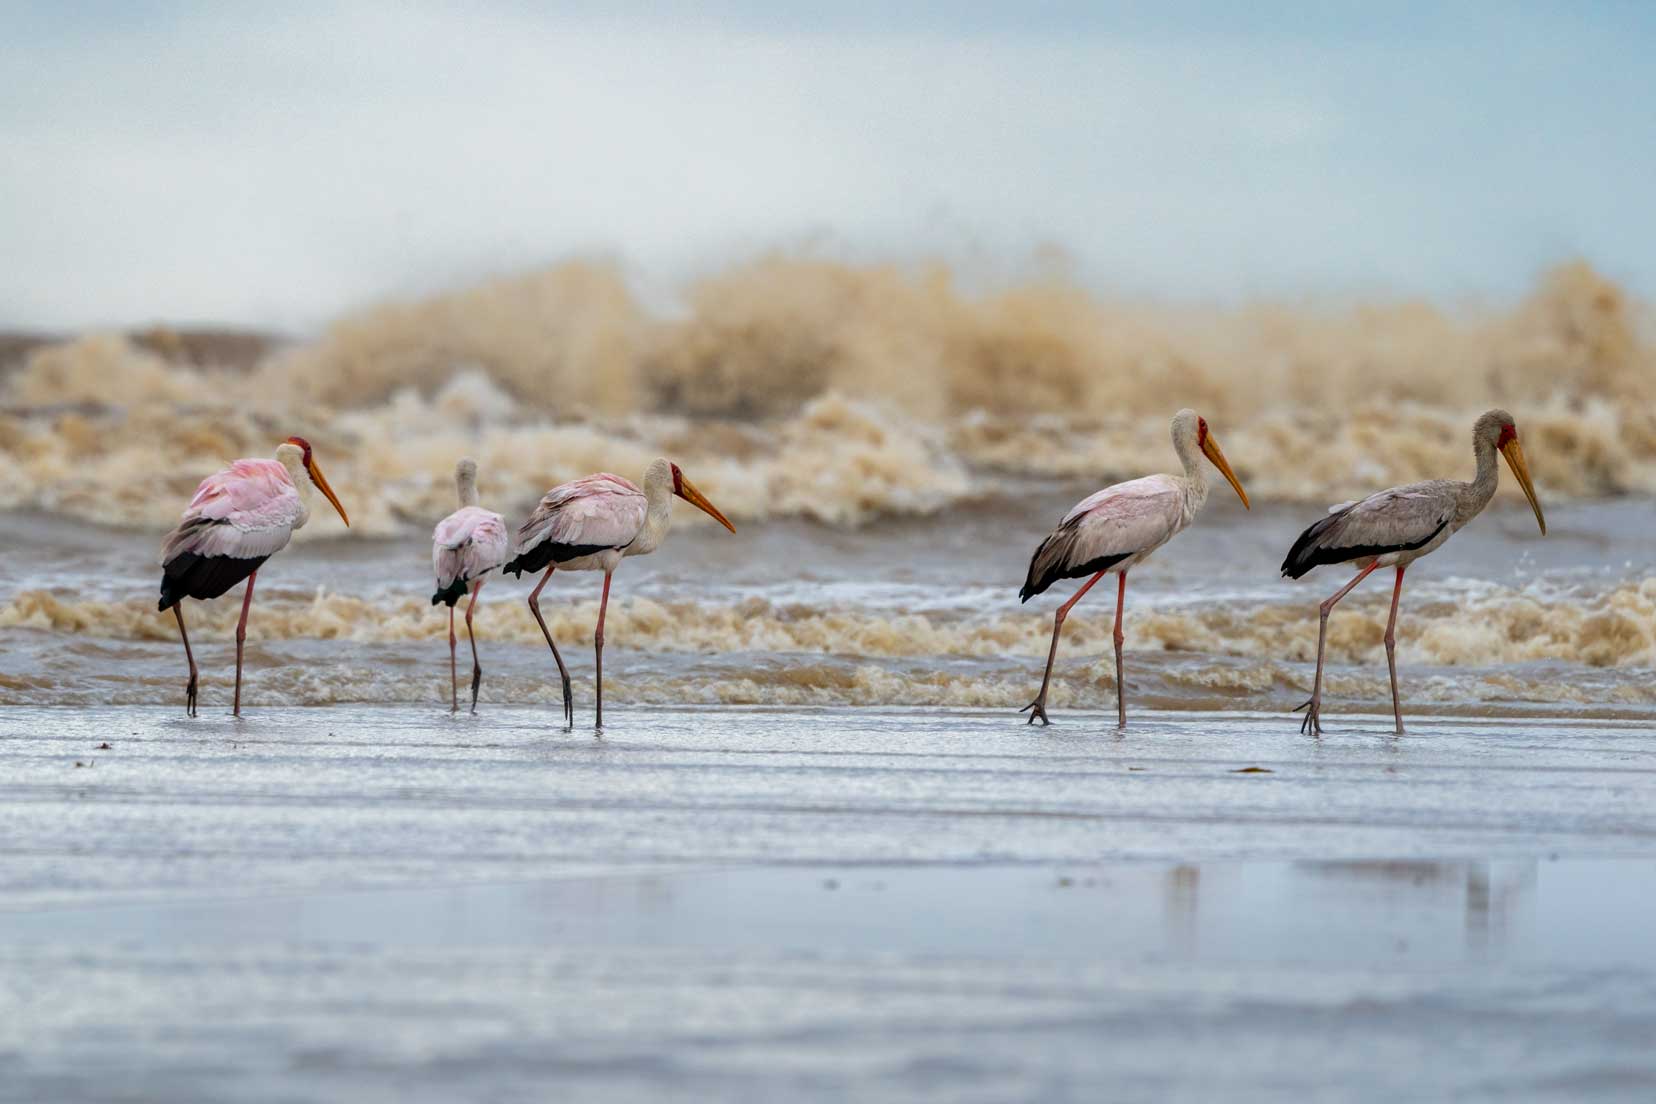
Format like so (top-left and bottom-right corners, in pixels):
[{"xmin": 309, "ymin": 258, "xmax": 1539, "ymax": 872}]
[
  {"xmin": 1173, "ymin": 430, "xmax": 1209, "ymax": 512},
  {"xmin": 456, "ymin": 472, "xmax": 479, "ymax": 507},
  {"xmin": 630, "ymin": 466, "xmax": 674, "ymax": 557},
  {"xmin": 276, "ymin": 446, "xmax": 313, "ymax": 530},
  {"xmin": 1459, "ymin": 435, "xmax": 1500, "ymax": 522}
]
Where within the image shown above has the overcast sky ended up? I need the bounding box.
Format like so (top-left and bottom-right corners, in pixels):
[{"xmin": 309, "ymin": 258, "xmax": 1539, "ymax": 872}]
[{"xmin": 3, "ymin": 1, "xmax": 1654, "ymax": 330}]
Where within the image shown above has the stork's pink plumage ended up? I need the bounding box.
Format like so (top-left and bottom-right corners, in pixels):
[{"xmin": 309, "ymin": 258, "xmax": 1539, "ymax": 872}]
[
  {"xmin": 433, "ymin": 508, "xmax": 509, "ymax": 599},
  {"xmin": 431, "ymin": 459, "xmax": 509, "ymax": 713},
  {"xmin": 158, "ymin": 436, "xmax": 349, "ymax": 716},
  {"xmin": 503, "ymin": 458, "xmax": 735, "ymax": 728},
  {"xmin": 163, "ymin": 460, "xmax": 308, "ymax": 563},
  {"xmin": 514, "ymin": 474, "xmax": 651, "ymax": 567},
  {"xmin": 1018, "ymin": 410, "xmax": 1249, "ymax": 727}
]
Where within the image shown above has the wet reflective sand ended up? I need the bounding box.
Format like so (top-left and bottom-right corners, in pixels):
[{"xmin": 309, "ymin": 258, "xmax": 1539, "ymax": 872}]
[{"xmin": 1, "ymin": 705, "xmax": 1653, "ymax": 1101}]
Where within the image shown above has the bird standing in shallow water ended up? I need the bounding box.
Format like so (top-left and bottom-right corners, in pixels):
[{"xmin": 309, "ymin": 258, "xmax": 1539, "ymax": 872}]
[
  {"xmin": 503, "ymin": 458, "xmax": 735, "ymax": 728},
  {"xmin": 1281, "ymin": 408, "xmax": 1546, "ymax": 735},
  {"xmin": 432, "ymin": 458, "xmax": 508, "ymax": 713},
  {"xmin": 1019, "ymin": 409, "xmax": 1250, "ymax": 727},
  {"xmin": 158, "ymin": 436, "xmax": 350, "ymax": 716}
]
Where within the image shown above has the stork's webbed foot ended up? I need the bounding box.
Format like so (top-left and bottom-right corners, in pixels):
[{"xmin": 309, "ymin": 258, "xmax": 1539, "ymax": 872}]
[
  {"xmin": 1020, "ymin": 697, "xmax": 1052, "ymax": 726},
  {"xmin": 185, "ymin": 674, "xmax": 198, "ymax": 718}
]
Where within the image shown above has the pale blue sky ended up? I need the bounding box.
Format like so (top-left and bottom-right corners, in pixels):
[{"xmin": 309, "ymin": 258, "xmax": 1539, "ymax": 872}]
[{"xmin": 3, "ymin": 1, "xmax": 1653, "ymax": 329}]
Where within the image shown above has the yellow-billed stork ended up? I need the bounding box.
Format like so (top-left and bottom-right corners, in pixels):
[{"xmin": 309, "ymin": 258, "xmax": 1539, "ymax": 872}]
[
  {"xmin": 157, "ymin": 436, "xmax": 349, "ymax": 716},
  {"xmin": 1282, "ymin": 408, "xmax": 1546, "ymax": 735},
  {"xmin": 431, "ymin": 458, "xmax": 509, "ymax": 713},
  {"xmin": 1019, "ymin": 409, "xmax": 1250, "ymax": 728},
  {"xmin": 503, "ymin": 458, "xmax": 735, "ymax": 728}
]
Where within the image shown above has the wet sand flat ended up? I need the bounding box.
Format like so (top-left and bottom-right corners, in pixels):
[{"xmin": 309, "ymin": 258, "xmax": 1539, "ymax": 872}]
[{"xmin": 2, "ymin": 705, "xmax": 1655, "ymax": 1101}]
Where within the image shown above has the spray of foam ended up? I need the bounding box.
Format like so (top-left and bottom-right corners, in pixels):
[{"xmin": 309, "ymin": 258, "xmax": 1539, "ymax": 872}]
[
  {"xmin": 3, "ymin": 256, "xmax": 1654, "ymax": 533},
  {"xmin": 5, "ymin": 577, "xmax": 1652, "ymax": 670}
]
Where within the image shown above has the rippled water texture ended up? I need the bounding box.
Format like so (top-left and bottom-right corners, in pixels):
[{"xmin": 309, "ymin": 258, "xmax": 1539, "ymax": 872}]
[{"xmin": 3, "ymin": 495, "xmax": 1650, "ymax": 714}]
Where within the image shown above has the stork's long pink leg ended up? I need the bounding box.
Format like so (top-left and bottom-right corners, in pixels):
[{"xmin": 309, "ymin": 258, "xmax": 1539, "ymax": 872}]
[
  {"xmin": 1296, "ymin": 562, "xmax": 1379, "ymax": 736},
  {"xmin": 527, "ymin": 564, "xmax": 574, "ymax": 727},
  {"xmin": 464, "ymin": 579, "xmax": 485, "ymax": 713},
  {"xmin": 1021, "ymin": 569, "xmax": 1108, "ymax": 726},
  {"xmin": 1113, "ymin": 571, "xmax": 1129, "ymax": 730},
  {"xmin": 1383, "ymin": 565, "xmax": 1407, "ymax": 735},
  {"xmin": 232, "ymin": 570, "xmax": 257, "ymax": 718},
  {"xmin": 594, "ymin": 571, "xmax": 613, "ymax": 730},
  {"xmin": 448, "ymin": 604, "xmax": 458, "ymax": 713},
  {"xmin": 172, "ymin": 604, "xmax": 198, "ymax": 717}
]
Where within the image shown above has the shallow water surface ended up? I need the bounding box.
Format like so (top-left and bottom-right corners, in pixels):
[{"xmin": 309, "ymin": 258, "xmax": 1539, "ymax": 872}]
[
  {"xmin": 1, "ymin": 705, "xmax": 1654, "ymax": 1102},
  {"xmin": 3, "ymin": 497, "xmax": 1653, "ymax": 716}
]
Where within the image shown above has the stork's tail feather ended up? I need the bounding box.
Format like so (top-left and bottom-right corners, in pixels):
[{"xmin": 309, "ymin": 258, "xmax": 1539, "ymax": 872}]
[
  {"xmin": 157, "ymin": 552, "xmax": 269, "ymax": 611},
  {"xmin": 1020, "ymin": 530, "xmax": 1068, "ymax": 603},
  {"xmin": 1280, "ymin": 511, "xmax": 1347, "ymax": 579},
  {"xmin": 501, "ymin": 544, "xmax": 549, "ymax": 580},
  {"xmin": 503, "ymin": 539, "xmax": 615, "ymax": 579},
  {"xmin": 431, "ymin": 577, "xmax": 468, "ymax": 607},
  {"xmin": 1020, "ymin": 522, "xmax": 1131, "ymax": 602}
]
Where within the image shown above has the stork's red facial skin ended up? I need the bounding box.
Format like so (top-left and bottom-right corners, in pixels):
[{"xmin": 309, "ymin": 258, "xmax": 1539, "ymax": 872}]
[
  {"xmin": 281, "ymin": 436, "xmax": 347, "ymax": 526},
  {"xmin": 1495, "ymin": 428, "xmax": 1545, "ymax": 536},
  {"xmin": 670, "ymin": 462, "xmax": 684, "ymax": 496},
  {"xmin": 1197, "ymin": 417, "xmax": 1209, "ymax": 447}
]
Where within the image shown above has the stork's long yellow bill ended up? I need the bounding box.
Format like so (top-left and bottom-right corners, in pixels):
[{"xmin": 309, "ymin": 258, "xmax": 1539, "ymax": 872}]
[
  {"xmin": 307, "ymin": 458, "xmax": 351, "ymax": 527},
  {"xmin": 1200, "ymin": 434, "xmax": 1251, "ymax": 509},
  {"xmin": 1499, "ymin": 438, "xmax": 1546, "ymax": 535},
  {"xmin": 675, "ymin": 474, "xmax": 736, "ymax": 533}
]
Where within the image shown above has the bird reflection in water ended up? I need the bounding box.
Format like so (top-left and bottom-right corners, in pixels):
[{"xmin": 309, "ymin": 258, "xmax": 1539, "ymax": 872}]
[
  {"xmin": 1299, "ymin": 860, "xmax": 1538, "ymax": 955},
  {"xmin": 1163, "ymin": 864, "xmax": 1201, "ymax": 956}
]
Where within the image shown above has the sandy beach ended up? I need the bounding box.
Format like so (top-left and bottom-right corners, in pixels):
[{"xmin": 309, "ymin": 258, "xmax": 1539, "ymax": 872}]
[{"xmin": 2, "ymin": 704, "xmax": 1654, "ymax": 1101}]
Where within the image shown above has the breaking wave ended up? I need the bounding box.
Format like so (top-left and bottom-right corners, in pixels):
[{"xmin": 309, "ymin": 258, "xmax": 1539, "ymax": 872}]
[
  {"xmin": 6, "ymin": 577, "xmax": 1651, "ymax": 669},
  {"xmin": 3, "ymin": 257, "xmax": 1654, "ymax": 535}
]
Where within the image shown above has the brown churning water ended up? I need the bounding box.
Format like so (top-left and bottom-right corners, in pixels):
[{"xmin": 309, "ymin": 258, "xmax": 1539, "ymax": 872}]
[
  {"xmin": 1, "ymin": 255, "xmax": 1653, "ymax": 535},
  {"xmin": 1, "ymin": 254, "xmax": 1653, "ymax": 712}
]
